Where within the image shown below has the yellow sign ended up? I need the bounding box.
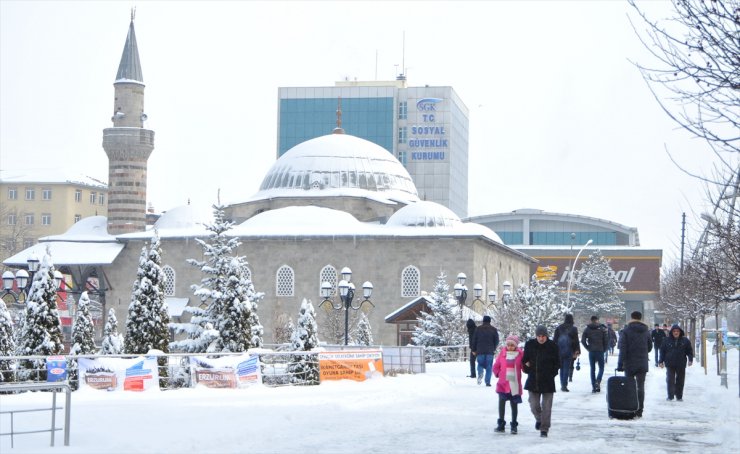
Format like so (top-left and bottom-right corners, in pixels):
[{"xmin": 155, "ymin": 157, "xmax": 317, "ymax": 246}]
[{"xmin": 536, "ymin": 265, "xmax": 557, "ymax": 281}]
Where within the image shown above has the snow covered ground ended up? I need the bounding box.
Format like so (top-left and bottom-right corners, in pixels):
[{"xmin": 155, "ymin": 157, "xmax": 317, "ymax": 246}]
[{"xmin": 1, "ymin": 349, "xmax": 738, "ymax": 453}]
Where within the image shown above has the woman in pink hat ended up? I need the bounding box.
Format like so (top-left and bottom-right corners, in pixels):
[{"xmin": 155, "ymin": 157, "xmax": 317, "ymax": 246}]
[{"xmin": 492, "ymin": 334, "xmax": 523, "ymax": 434}]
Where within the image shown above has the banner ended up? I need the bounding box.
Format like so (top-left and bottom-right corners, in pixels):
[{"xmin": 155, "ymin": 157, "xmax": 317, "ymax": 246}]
[
  {"xmin": 78, "ymin": 356, "xmax": 160, "ymax": 392},
  {"xmin": 46, "ymin": 356, "xmax": 67, "ymax": 382},
  {"xmin": 189, "ymin": 354, "xmax": 261, "ymax": 389},
  {"xmin": 319, "ymin": 350, "xmax": 384, "ymax": 382}
]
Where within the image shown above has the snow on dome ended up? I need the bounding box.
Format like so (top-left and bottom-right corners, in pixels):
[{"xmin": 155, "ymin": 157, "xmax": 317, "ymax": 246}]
[
  {"xmin": 386, "ymin": 201, "xmax": 462, "ymax": 228},
  {"xmin": 41, "ymin": 216, "xmax": 115, "ymax": 242},
  {"xmin": 154, "ymin": 205, "xmax": 214, "ymax": 231},
  {"xmin": 253, "ymin": 134, "xmax": 419, "ymax": 202},
  {"xmin": 232, "ymin": 206, "xmax": 373, "ymax": 236}
]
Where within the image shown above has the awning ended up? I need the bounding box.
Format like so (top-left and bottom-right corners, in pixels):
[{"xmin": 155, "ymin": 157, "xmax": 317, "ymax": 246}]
[{"xmin": 3, "ymin": 241, "xmax": 124, "ymax": 266}]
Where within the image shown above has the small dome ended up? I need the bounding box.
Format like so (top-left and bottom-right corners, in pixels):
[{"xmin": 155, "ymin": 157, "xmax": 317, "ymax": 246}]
[
  {"xmin": 154, "ymin": 205, "xmax": 213, "ymax": 230},
  {"xmin": 255, "ymin": 134, "xmax": 419, "ymax": 202},
  {"xmin": 386, "ymin": 201, "xmax": 462, "ymax": 228}
]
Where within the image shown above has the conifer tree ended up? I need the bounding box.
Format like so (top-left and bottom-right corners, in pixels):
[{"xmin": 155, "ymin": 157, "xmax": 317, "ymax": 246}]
[
  {"xmin": 16, "ymin": 253, "xmax": 64, "ymax": 380},
  {"xmin": 69, "ymin": 291, "xmax": 96, "ymax": 389},
  {"xmin": 171, "ymin": 204, "xmax": 263, "ymax": 353},
  {"xmin": 354, "ymin": 312, "xmax": 374, "ymax": 346},
  {"xmin": 572, "ymin": 250, "xmax": 626, "ymax": 321},
  {"xmin": 124, "ymin": 232, "xmax": 170, "ymax": 385},
  {"xmin": 100, "ymin": 308, "xmax": 124, "ymax": 355},
  {"xmin": 0, "ymin": 300, "xmax": 15, "ymax": 382},
  {"xmin": 514, "ymin": 274, "xmax": 572, "ymax": 340},
  {"xmin": 412, "ymin": 272, "xmax": 466, "ymax": 362},
  {"xmin": 287, "ymin": 298, "xmax": 320, "ymax": 384}
]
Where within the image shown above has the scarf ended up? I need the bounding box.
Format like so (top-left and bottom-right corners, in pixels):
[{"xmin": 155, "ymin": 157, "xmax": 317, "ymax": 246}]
[{"xmin": 505, "ymin": 350, "xmax": 520, "ymax": 396}]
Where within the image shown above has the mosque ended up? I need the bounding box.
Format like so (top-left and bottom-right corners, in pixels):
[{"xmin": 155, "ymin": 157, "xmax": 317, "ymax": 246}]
[{"xmin": 4, "ymin": 17, "xmax": 534, "ymax": 347}]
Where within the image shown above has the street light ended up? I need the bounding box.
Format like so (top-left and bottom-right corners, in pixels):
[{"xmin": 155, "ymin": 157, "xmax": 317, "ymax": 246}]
[
  {"xmin": 566, "ymin": 239, "xmax": 593, "ymax": 305},
  {"xmin": 1, "ymin": 253, "xmax": 62, "ymax": 320},
  {"xmin": 454, "ymin": 273, "xmax": 487, "ymax": 317},
  {"xmin": 320, "ymin": 267, "xmax": 373, "ymax": 345},
  {"xmin": 501, "ymin": 281, "xmax": 513, "ymax": 305}
]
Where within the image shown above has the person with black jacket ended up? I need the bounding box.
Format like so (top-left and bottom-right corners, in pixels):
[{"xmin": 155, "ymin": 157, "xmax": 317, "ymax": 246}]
[
  {"xmin": 552, "ymin": 313, "xmax": 580, "ymax": 392},
  {"xmin": 651, "ymin": 323, "xmax": 667, "ymax": 367},
  {"xmin": 659, "ymin": 324, "xmax": 694, "ymax": 401},
  {"xmin": 522, "ymin": 325, "xmax": 560, "ymax": 438},
  {"xmin": 581, "ymin": 315, "xmax": 608, "ymax": 393},
  {"xmin": 617, "ymin": 311, "xmax": 652, "ymax": 418},
  {"xmin": 471, "ymin": 315, "xmax": 499, "ymax": 386},
  {"xmin": 466, "ymin": 318, "xmax": 477, "ymax": 379}
]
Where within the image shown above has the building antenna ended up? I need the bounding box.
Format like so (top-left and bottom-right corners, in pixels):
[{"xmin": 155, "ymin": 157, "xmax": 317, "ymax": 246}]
[{"xmin": 402, "ymin": 31, "xmax": 406, "ymax": 76}]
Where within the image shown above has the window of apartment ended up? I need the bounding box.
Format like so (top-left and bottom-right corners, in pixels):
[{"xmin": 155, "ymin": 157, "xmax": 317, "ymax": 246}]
[
  {"xmin": 8, "ymin": 187, "xmax": 18, "ymax": 200},
  {"xmin": 42, "ymin": 213, "xmax": 51, "ymax": 225},
  {"xmin": 24, "ymin": 213, "xmax": 34, "ymax": 225},
  {"xmin": 90, "ymin": 192, "xmax": 96, "ymax": 204},
  {"xmin": 23, "ymin": 239, "xmax": 34, "ymax": 248},
  {"xmin": 25, "ymin": 188, "xmax": 35, "ymax": 200},
  {"xmin": 75, "ymin": 190, "xmax": 82, "ymax": 202},
  {"xmin": 99, "ymin": 193, "xmax": 105, "ymax": 205},
  {"xmin": 398, "ymin": 101, "xmax": 408, "ymax": 120},
  {"xmin": 398, "ymin": 126, "xmax": 407, "ymax": 144},
  {"xmin": 7, "ymin": 214, "xmax": 16, "ymax": 225},
  {"xmin": 398, "ymin": 151, "xmax": 408, "ymax": 166},
  {"xmin": 74, "ymin": 214, "xmax": 82, "ymax": 223},
  {"xmin": 42, "ymin": 188, "xmax": 52, "ymax": 200}
]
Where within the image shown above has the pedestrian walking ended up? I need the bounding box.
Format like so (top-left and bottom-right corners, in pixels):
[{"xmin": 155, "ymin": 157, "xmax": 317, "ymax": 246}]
[
  {"xmin": 617, "ymin": 310, "xmax": 652, "ymax": 418},
  {"xmin": 466, "ymin": 318, "xmax": 477, "ymax": 379},
  {"xmin": 651, "ymin": 323, "xmax": 667, "ymax": 367},
  {"xmin": 553, "ymin": 313, "xmax": 580, "ymax": 392},
  {"xmin": 581, "ymin": 315, "xmax": 608, "ymax": 393},
  {"xmin": 606, "ymin": 323, "xmax": 617, "ymax": 362},
  {"xmin": 471, "ymin": 315, "xmax": 499, "ymax": 387},
  {"xmin": 659, "ymin": 324, "xmax": 694, "ymax": 401},
  {"xmin": 522, "ymin": 325, "xmax": 560, "ymax": 438},
  {"xmin": 492, "ymin": 335, "xmax": 523, "ymax": 434}
]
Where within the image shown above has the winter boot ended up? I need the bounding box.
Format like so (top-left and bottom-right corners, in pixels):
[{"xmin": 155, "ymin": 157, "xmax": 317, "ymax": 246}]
[
  {"xmin": 494, "ymin": 419, "xmax": 506, "ymax": 433},
  {"xmin": 595, "ymin": 381, "xmax": 601, "ymax": 393},
  {"xmin": 510, "ymin": 421, "xmax": 518, "ymax": 434}
]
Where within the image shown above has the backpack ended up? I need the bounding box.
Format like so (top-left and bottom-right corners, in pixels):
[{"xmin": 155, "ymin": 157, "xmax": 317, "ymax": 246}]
[{"xmin": 557, "ymin": 328, "xmax": 573, "ymax": 358}]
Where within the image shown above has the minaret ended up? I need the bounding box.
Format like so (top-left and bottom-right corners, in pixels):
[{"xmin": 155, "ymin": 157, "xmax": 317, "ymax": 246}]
[{"xmin": 102, "ymin": 12, "xmax": 154, "ymax": 235}]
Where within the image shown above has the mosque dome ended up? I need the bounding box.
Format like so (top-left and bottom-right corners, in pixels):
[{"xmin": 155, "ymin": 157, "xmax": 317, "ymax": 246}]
[
  {"xmin": 254, "ymin": 133, "xmax": 419, "ymax": 203},
  {"xmin": 386, "ymin": 201, "xmax": 462, "ymax": 228}
]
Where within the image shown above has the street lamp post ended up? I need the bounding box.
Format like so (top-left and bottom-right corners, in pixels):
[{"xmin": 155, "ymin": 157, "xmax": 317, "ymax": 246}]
[
  {"xmin": 501, "ymin": 281, "xmax": 513, "ymax": 305},
  {"xmin": 454, "ymin": 273, "xmax": 487, "ymax": 317},
  {"xmin": 566, "ymin": 239, "xmax": 593, "ymax": 306},
  {"xmin": 320, "ymin": 267, "xmax": 373, "ymax": 345}
]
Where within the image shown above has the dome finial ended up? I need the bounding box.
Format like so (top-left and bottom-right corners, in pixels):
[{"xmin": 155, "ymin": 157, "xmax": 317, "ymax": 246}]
[
  {"xmin": 332, "ymin": 96, "xmax": 345, "ymax": 134},
  {"xmin": 131, "ymin": 6, "xmax": 136, "ymax": 22}
]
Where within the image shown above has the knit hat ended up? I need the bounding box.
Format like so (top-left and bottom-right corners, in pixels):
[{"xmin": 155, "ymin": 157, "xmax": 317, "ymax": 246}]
[
  {"xmin": 506, "ymin": 334, "xmax": 519, "ymax": 345},
  {"xmin": 535, "ymin": 325, "xmax": 548, "ymax": 337}
]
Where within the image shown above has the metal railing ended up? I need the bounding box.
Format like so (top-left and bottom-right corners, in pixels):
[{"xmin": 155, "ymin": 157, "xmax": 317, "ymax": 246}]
[{"xmin": 0, "ymin": 381, "xmax": 71, "ymax": 448}]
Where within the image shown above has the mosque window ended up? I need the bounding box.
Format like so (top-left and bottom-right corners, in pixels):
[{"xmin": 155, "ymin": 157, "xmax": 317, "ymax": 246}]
[
  {"xmin": 276, "ymin": 265, "xmax": 294, "ymax": 296},
  {"xmin": 401, "ymin": 265, "xmax": 421, "ymax": 297},
  {"xmin": 163, "ymin": 265, "xmax": 176, "ymax": 296},
  {"xmin": 244, "ymin": 266, "xmax": 252, "ymax": 282},
  {"xmin": 319, "ymin": 265, "xmax": 337, "ymax": 296}
]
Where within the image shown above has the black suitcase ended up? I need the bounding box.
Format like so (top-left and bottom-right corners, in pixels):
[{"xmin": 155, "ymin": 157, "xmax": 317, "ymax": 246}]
[{"xmin": 607, "ymin": 370, "xmax": 639, "ymax": 419}]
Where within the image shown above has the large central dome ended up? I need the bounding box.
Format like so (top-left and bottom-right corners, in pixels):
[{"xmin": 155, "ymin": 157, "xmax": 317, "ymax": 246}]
[{"xmin": 255, "ymin": 133, "xmax": 419, "ymax": 202}]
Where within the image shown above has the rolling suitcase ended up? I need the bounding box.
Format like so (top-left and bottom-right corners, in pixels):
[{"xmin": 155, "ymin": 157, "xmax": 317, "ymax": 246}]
[{"xmin": 607, "ymin": 369, "xmax": 639, "ymax": 419}]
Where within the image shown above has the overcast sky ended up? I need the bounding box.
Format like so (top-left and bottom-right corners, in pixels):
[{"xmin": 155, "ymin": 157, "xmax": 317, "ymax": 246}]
[{"xmin": 0, "ymin": 1, "xmax": 719, "ymax": 265}]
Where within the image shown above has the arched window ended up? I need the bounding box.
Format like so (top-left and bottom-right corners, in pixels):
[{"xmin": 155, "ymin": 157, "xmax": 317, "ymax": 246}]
[
  {"xmin": 319, "ymin": 265, "xmax": 337, "ymax": 296},
  {"xmin": 163, "ymin": 265, "xmax": 176, "ymax": 296},
  {"xmin": 401, "ymin": 265, "xmax": 421, "ymax": 297},
  {"xmin": 244, "ymin": 265, "xmax": 252, "ymax": 282},
  {"xmin": 276, "ymin": 265, "xmax": 294, "ymax": 297}
]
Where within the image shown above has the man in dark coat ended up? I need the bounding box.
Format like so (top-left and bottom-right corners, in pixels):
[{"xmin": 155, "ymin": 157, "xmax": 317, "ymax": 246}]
[
  {"xmin": 552, "ymin": 313, "xmax": 580, "ymax": 392},
  {"xmin": 522, "ymin": 325, "xmax": 559, "ymax": 438},
  {"xmin": 617, "ymin": 311, "xmax": 652, "ymax": 417},
  {"xmin": 581, "ymin": 315, "xmax": 608, "ymax": 393},
  {"xmin": 651, "ymin": 323, "xmax": 667, "ymax": 367},
  {"xmin": 472, "ymin": 315, "xmax": 499, "ymax": 386},
  {"xmin": 466, "ymin": 318, "xmax": 477, "ymax": 379},
  {"xmin": 659, "ymin": 324, "xmax": 694, "ymax": 401},
  {"xmin": 606, "ymin": 323, "xmax": 617, "ymax": 361}
]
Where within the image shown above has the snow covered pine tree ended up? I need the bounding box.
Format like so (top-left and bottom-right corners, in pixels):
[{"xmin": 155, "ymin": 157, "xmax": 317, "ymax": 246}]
[
  {"xmin": 0, "ymin": 299, "xmax": 15, "ymax": 382},
  {"xmin": 69, "ymin": 291, "xmax": 96, "ymax": 388},
  {"xmin": 100, "ymin": 308, "xmax": 124, "ymax": 355},
  {"xmin": 287, "ymin": 298, "xmax": 320, "ymax": 385},
  {"xmin": 412, "ymin": 272, "xmax": 466, "ymax": 362}
]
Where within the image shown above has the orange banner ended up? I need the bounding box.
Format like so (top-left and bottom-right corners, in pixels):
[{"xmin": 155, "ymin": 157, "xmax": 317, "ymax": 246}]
[{"xmin": 319, "ymin": 350, "xmax": 384, "ymax": 382}]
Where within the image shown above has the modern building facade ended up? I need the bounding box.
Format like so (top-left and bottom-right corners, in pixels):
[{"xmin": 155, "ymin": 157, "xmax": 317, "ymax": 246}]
[
  {"xmin": 465, "ymin": 208, "xmax": 661, "ymax": 326},
  {"xmin": 277, "ymin": 79, "xmax": 469, "ymax": 218},
  {"xmin": 0, "ymin": 172, "xmax": 108, "ymax": 261}
]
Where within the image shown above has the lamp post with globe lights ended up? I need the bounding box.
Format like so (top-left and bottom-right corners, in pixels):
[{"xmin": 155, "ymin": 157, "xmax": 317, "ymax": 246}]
[{"xmin": 320, "ymin": 267, "xmax": 373, "ymax": 345}]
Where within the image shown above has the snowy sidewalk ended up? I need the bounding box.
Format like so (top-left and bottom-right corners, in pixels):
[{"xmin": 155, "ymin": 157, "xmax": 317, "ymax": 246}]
[{"xmin": 0, "ymin": 353, "xmax": 737, "ymax": 453}]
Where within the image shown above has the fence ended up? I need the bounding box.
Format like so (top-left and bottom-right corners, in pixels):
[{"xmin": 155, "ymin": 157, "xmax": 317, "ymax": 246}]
[
  {"xmin": 0, "ymin": 382, "xmax": 71, "ymax": 448},
  {"xmin": 0, "ymin": 345, "xmax": 431, "ymax": 390}
]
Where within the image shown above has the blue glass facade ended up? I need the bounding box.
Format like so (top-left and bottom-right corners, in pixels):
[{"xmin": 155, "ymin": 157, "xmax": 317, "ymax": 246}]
[
  {"xmin": 529, "ymin": 231, "xmax": 616, "ymax": 246},
  {"xmin": 497, "ymin": 231, "xmax": 524, "ymax": 245},
  {"xmin": 279, "ymin": 98, "xmax": 394, "ymax": 156}
]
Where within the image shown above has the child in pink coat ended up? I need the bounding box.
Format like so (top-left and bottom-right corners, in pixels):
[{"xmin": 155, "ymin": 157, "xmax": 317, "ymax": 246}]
[{"xmin": 492, "ymin": 334, "xmax": 523, "ymax": 434}]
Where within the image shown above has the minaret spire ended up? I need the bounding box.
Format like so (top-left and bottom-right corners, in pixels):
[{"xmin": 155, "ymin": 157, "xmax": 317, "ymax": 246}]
[{"xmin": 102, "ymin": 15, "xmax": 154, "ymax": 235}]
